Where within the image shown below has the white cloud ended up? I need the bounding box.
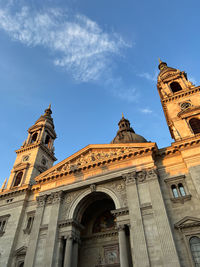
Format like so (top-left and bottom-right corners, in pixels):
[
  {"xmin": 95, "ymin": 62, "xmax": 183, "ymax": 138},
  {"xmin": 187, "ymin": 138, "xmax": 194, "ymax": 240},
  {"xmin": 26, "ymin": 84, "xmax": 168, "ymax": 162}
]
[
  {"xmin": 0, "ymin": 5, "xmax": 130, "ymax": 82},
  {"xmin": 138, "ymin": 70, "xmax": 158, "ymax": 82},
  {"xmin": 140, "ymin": 108, "xmax": 153, "ymax": 114}
]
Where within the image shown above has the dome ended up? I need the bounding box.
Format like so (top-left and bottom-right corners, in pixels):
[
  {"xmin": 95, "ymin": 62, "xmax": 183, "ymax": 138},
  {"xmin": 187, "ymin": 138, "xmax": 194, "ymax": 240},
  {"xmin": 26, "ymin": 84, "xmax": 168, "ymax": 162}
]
[{"xmin": 111, "ymin": 115, "xmax": 147, "ymax": 144}]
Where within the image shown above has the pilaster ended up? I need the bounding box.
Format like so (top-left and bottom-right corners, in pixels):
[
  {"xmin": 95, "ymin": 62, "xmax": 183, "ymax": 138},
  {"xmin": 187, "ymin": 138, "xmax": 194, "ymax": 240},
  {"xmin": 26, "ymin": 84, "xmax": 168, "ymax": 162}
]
[
  {"xmin": 123, "ymin": 172, "xmax": 150, "ymax": 267},
  {"xmin": 43, "ymin": 191, "xmax": 64, "ymax": 267},
  {"xmin": 24, "ymin": 194, "xmax": 47, "ymax": 267}
]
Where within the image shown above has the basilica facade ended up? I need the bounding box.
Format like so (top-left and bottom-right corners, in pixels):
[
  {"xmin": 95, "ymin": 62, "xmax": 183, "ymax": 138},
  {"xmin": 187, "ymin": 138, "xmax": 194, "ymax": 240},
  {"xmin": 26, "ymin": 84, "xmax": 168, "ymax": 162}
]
[{"xmin": 0, "ymin": 61, "xmax": 200, "ymax": 267}]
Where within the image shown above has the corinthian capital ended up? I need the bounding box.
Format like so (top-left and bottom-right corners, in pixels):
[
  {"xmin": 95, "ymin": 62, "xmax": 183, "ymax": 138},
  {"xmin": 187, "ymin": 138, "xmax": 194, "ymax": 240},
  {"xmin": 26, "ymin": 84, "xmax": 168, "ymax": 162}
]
[
  {"xmin": 123, "ymin": 171, "xmax": 136, "ymax": 185},
  {"xmin": 36, "ymin": 195, "xmax": 47, "ymax": 208}
]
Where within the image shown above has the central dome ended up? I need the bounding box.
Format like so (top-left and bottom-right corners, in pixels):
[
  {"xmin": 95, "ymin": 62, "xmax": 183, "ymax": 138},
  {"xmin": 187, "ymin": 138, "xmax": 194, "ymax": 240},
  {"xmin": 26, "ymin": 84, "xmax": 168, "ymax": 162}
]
[{"xmin": 111, "ymin": 115, "xmax": 147, "ymax": 144}]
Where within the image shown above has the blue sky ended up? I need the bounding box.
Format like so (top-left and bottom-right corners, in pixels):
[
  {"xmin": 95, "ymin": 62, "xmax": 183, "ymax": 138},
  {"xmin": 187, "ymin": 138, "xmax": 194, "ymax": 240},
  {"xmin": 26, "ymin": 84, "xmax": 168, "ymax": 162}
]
[{"xmin": 0, "ymin": 0, "xmax": 200, "ymax": 185}]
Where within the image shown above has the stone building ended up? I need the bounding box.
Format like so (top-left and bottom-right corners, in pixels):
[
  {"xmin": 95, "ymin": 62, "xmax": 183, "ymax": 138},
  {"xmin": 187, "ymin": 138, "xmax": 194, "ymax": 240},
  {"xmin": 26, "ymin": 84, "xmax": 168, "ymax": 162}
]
[{"xmin": 0, "ymin": 60, "xmax": 200, "ymax": 267}]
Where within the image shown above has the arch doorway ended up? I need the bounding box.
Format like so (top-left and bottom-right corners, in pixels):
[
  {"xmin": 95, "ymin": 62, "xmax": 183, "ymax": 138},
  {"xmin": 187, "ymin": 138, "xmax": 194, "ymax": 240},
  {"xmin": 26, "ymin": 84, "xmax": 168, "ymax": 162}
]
[{"xmin": 75, "ymin": 192, "xmax": 120, "ymax": 267}]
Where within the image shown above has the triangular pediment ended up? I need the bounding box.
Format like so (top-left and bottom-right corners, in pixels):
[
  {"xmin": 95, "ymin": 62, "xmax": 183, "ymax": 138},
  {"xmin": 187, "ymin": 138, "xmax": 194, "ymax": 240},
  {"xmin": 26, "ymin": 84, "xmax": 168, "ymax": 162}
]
[
  {"xmin": 175, "ymin": 216, "xmax": 200, "ymax": 229},
  {"xmin": 35, "ymin": 143, "xmax": 156, "ymax": 182}
]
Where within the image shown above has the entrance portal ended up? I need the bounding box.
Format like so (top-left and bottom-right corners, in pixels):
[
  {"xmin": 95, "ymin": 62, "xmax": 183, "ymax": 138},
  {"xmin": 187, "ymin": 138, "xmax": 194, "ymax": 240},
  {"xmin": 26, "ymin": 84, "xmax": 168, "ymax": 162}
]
[{"xmin": 76, "ymin": 192, "xmax": 120, "ymax": 267}]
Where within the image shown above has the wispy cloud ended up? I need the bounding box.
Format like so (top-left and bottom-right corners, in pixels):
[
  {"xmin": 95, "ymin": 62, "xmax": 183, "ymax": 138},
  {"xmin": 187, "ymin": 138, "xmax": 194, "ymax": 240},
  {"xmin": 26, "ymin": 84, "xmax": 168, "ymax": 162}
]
[
  {"xmin": 137, "ymin": 70, "xmax": 158, "ymax": 82},
  {"xmin": 106, "ymin": 77, "xmax": 139, "ymax": 103},
  {"xmin": 188, "ymin": 76, "xmax": 197, "ymax": 85},
  {"xmin": 0, "ymin": 5, "xmax": 130, "ymax": 82},
  {"xmin": 140, "ymin": 108, "xmax": 153, "ymax": 114}
]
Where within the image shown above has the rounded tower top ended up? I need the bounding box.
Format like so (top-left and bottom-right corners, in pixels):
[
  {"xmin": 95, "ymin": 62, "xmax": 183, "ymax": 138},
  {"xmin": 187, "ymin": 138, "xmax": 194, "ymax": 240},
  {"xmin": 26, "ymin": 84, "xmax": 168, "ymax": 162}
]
[
  {"xmin": 34, "ymin": 104, "xmax": 55, "ymax": 129},
  {"xmin": 158, "ymin": 59, "xmax": 178, "ymax": 80},
  {"xmin": 111, "ymin": 115, "xmax": 147, "ymax": 144}
]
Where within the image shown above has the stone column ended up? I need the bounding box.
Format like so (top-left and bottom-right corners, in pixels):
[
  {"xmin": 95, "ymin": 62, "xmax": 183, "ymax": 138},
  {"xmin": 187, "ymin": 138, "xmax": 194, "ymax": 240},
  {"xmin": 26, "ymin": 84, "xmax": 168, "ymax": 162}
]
[
  {"xmin": 72, "ymin": 239, "xmax": 79, "ymax": 267},
  {"xmin": 44, "ymin": 191, "xmax": 64, "ymax": 267},
  {"xmin": 123, "ymin": 172, "xmax": 150, "ymax": 267},
  {"xmin": 118, "ymin": 225, "xmax": 129, "ymax": 267},
  {"xmin": 64, "ymin": 235, "xmax": 73, "ymax": 267},
  {"xmin": 55, "ymin": 237, "xmax": 64, "ymax": 267},
  {"xmin": 24, "ymin": 195, "xmax": 47, "ymax": 267}
]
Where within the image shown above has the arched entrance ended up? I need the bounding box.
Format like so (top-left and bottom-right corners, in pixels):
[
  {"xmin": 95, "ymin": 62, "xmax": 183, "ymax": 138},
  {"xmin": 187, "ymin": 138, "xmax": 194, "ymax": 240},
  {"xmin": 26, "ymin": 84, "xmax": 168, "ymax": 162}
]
[{"xmin": 74, "ymin": 192, "xmax": 120, "ymax": 267}]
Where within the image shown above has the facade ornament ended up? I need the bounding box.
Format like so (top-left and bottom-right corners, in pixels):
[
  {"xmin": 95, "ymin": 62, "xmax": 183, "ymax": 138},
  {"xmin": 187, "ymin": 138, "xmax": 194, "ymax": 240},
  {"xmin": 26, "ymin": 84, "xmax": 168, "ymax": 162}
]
[
  {"xmin": 36, "ymin": 195, "xmax": 47, "ymax": 208},
  {"xmin": 52, "ymin": 191, "xmax": 64, "ymax": 204},
  {"xmin": 90, "ymin": 184, "xmax": 96, "ymax": 192},
  {"xmin": 146, "ymin": 168, "xmax": 158, "ymax": 180},
  {"xmin": 137, "ymin": 170, "xmax": 146, "ymax": 183},
  {"xmin": 116, "ymin": 224, "xmax": 125, "ymax": 231},
  {"xmin": 123, "ymin": 172, "xmax": 136, "ymax": 185}
]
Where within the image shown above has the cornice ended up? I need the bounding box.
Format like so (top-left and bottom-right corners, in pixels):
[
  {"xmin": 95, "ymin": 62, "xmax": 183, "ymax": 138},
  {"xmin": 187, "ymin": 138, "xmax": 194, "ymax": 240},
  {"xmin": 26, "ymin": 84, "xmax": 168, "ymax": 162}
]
[
  {"xmin": 157, "ymin": 135, "xmax": 200, "ymax": 157},
  {"xmin": 0, "ymin": 185, "xmax": 30, "ymax": 199},
  {"xmin": 16, "ymin": 142, "xmax": 57, "ymax": 161},
  {"xmin": 161, "ymin": 86, "xmax": 200, "ymax": 103}
]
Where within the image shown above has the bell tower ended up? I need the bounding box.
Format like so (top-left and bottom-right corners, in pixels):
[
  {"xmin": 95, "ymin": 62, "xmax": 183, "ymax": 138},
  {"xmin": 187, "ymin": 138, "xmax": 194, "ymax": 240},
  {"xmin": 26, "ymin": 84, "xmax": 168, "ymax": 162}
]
[
  {"xmin": 157, "ymin": 60, "xmax": 200, "ymax": 141},
  {"xmin": 6, "ymin": 105, "xmax": 57, "ymax": 189}
]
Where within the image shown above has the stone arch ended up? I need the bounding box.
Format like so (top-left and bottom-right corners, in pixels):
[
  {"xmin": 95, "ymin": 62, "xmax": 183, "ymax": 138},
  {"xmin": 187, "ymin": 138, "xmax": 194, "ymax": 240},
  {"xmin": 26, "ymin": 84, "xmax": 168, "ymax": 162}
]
[{"xmin": 68, "ymin": 186, "xmax": 121, "ymax": 220}]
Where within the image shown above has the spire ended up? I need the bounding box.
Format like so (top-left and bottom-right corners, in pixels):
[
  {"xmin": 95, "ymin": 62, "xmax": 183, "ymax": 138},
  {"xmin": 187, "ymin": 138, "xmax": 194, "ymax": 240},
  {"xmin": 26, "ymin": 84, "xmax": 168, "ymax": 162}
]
[
  {"xmin": 44, "ymin": 104, "xmax": 52, "ymax": 117},
  {"xmin": 158, "ymin": 59, "xmax": 168, "ymax": 71},
  {"xmin": 122, "ymin": 112, "xmax": 124, "ymax": 119}
]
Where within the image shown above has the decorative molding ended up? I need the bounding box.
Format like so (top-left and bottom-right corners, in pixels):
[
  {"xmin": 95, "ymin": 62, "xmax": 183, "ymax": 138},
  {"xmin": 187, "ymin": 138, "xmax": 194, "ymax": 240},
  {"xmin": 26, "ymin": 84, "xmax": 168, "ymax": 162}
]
[
  {"xmin": 82, "ymin": 230, "xmax": 118, "ymax": 240},
  {"xmin": 111, "ymin": 207, "xmax": 129, "ymax": 217},
  {"xmin": 35, "ymin": 145, "xmax": 156, "ymax": 183},
  {"xmin": 123, "ymin": 172, "xmax": 136, "ymax": 185},
  {"xmin": 175, "ymin": 216, "xmax": 200, "ymax": 230},
  {"xmin": 170, "ymin": 194, "xmax": 192, "ymax": 204},
  {"xmin": 36, "ymin": 195, "xmax": 47, "ymax": 207},
  {"xmin": 58, "ymin": 219, "xmax": 84, "ymax": 230}
]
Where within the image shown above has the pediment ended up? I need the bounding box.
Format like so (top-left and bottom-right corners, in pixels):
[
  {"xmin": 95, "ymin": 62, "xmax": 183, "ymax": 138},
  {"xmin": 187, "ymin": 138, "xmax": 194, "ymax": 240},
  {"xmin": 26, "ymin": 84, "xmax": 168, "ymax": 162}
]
[
  {"xmin": 13, "ymin": 162, "xmax": 29, "ymax": 171},
  {"xmin": 15, "ymin": 246, "xmax": 27, "ymax": 256},
  {"xmin": 35, "ymin": 143, "xmax": 155, "ymax": 182},
  {"xmin": 175, "ymin": 216, "xmax": 200, "ymax": 229},
  {"xmin": 177, "ymin": 105, "xmax": 200, "ymax": 119}
]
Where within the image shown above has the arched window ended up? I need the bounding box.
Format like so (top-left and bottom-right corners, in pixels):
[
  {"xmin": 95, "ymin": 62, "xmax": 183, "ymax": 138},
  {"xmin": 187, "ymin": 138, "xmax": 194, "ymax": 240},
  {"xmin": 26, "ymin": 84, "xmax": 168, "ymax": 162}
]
[
  {"xmin": 31, "ymin": 133, "xmax": 38, "ymax": 143},
  {"xmin": 45, "ymin": 135, "xmax": 51, "ymax": 148},
  {"xmin": 13, "ymin": 172, "xmax": 23, "ymax": 187},
  {"xmin": 190, "ymin": 236, "xmax": 200, "ymax": 266},
  {"xmin": 18, "ymin": 262, "xmax": 24, "ymax": 267},
  {"xmin": 189, "ymin": 118, "xmax": 200, "ymax": 134},
  {"xmin": 178, "ymin": 183, "xmax": 186, "ymax": 196},
  {"xmin": 170, "ymin": 82, "xmax": 182, "ymax": 93},
  {"xmin": 171, "ymin": 185, "xmax": 179, "ymax": 198}
]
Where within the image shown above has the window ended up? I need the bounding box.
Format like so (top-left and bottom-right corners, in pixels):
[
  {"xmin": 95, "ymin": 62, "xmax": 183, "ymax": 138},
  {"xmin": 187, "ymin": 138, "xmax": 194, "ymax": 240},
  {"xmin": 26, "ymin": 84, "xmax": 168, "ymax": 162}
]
[
  {"xmin": 178, "ymin": 183, "xmax": 186, "ymax": 196},
  {"xmin": 189, "ymin": 118, "xmax": 200, "ymax": 134},
  {"xmin": 23, "ymin": 213, "xmax": 35, "ymax": 234},
  {"xmin": 31, "ymin": 132, "xmax": 38, "ymax": 143},
  {"xmin": 13, "ymin": 171, "xmax": 23, "ymax": 187},
  {"xmin": 44, "ymin": 134, "xmax": 51, "ymax": 148},
  {"xmin": 165, "ymin": 175, "xmax": 191, "ymax": 203},
  {"xmin": 171, "ymin": 185, "xmax": 179, "ymax": 198},
  {"xmin": 170, "ymin": 82, "xmax": 182, "ymax": 93},
  {"xmin": 18, "ymin": 262, "xmax": 24, "ymax": 267},
  {"xmin": 0, "ymin": 214, "xmax": 10, "ymax": 236},
  {"xmin": 190, "ymin": 236, "xmax": 200, "ymax": 266}
]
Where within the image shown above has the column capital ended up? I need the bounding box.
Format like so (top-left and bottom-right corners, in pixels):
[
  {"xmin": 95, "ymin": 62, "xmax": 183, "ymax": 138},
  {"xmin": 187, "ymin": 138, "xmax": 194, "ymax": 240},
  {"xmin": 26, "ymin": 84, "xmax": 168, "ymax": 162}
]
[
  {"xmin": 36, "ymin": 194, "xmax": 47, "ymax": 207},
  {"xmin": 46, "ymin": 190, "xmax": 64, "ymax": 205},
  {"xmin": 146, "ymin": 168, "xmax": 158, "ymax": 180},
  {"xmin": 123, "ymin": 171, "xmax": 136, "ymax": 185},
  {"xmin": 116, "ymin": 224, "xmax": 126, "ymax": 232}
]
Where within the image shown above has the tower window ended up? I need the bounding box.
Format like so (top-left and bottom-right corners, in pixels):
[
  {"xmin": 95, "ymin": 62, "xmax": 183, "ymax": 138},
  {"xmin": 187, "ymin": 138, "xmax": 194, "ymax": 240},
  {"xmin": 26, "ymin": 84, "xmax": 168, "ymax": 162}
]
[
  {"xmin": 45, "ymin": 135, "xmax": 51, "ymax": 148},
  {"xmin": 13, "ymin": 171, "xmax": 23, "ymax": 187},
  {"xmin": 190, "ymin": 236, "xmax": 200, "ymax": 266},
  {"xmin": 189, "ymin": 118, "xmax": 200, "ymax": 134},
  {"xmin": 170, "ymin": 82, "xmax": 182, "ymax": 93},
  {"xmin": 31, "ymin": 133, "xmax": 38, "ymax": 143}
]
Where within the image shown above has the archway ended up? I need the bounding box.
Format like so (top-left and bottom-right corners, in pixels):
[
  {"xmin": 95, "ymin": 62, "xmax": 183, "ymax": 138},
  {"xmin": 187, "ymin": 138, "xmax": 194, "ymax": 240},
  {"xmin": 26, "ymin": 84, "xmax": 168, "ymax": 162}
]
[{"xmin": 74, "ymin": 192, "xmax": 120, "ymax": 267}]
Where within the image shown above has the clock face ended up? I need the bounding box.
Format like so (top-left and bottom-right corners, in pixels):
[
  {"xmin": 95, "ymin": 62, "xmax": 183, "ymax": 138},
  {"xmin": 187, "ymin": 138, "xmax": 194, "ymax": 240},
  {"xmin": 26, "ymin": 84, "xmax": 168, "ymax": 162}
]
[
  {"xmin": 23, "ymin": 155, "xmax": 29, "ymax": 162},
  {"xmin": 180, "ymin": 102, "xmax": 191, "ymax": 110}
]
